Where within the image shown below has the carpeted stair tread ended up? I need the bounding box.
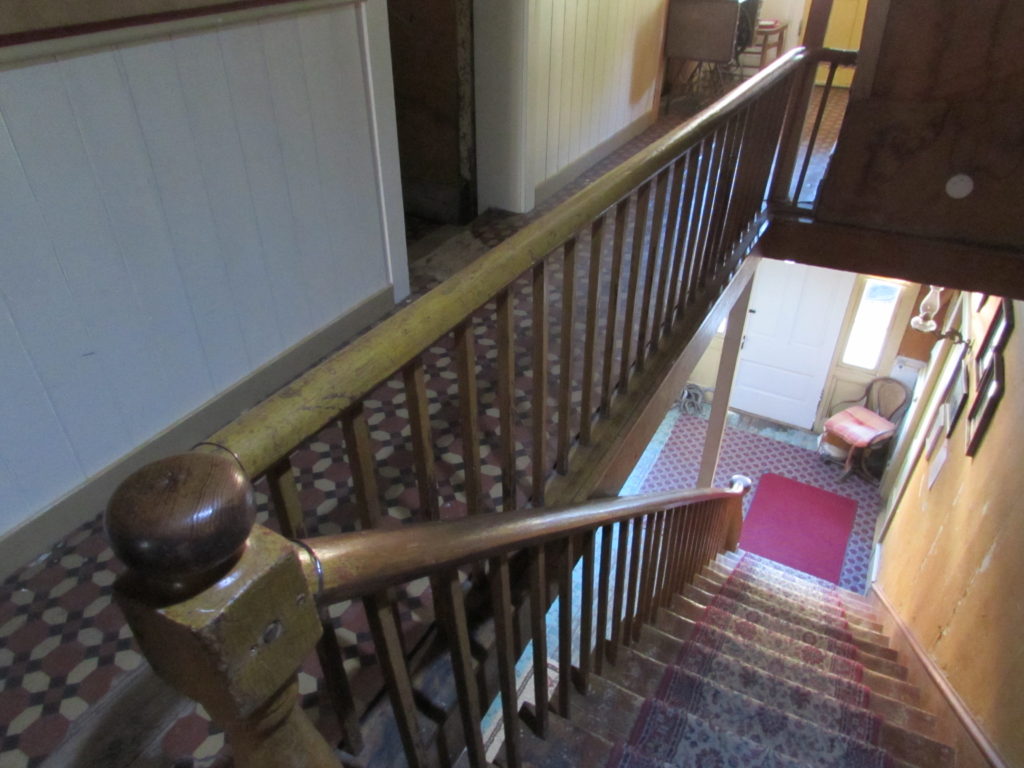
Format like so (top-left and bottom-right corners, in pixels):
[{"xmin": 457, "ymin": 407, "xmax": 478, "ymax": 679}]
[
  {"xmin": 701, "ymin": 570, "xmax": 886, "ymax": 635},
  {"xmin": 716, "ymin": 552, "xmax": 876, "ymax": 614},
  {"xmin": 705, "ymin": 564, "xmax": 882, "ymax": 628},
  {"xmin": 654, "ymin": 608, "xmax": 921, "ymax": 705},
  {"xmin": 617, "ymin": 700, "xmax": 816, "ymax": 768},
  {"xmin": 719, "ymin": 552, "xmax": 879, "ymax": 607},
  {"xmin": 675, "ymin": 640, "xmax": 877, "ymax": 728},
  {"xmin": 564, "ymin": 674, "xmax": 647, "ymax": 744},
  {"xmin": 691, "ymin": 578, "xmax": 890, "ymax": 646},
  {"xmin": 654, "ymin": 666, "xmax": 898, "ymax": 767},
  {"xmin": 724, "ymin": 563, "xmax": 874, "ymax": 616},
  {"xmin": 665, "ymin": 602, "xmax": 909, "ymax": 680},
  {"xmin": 679, "ymin": 591, "xmax": 899, "ymax": 662},
  {"xmin": 727, "ymin": 554, "xmax": 878, "ymax": 612},
  {"xmin": 668, "ymin": 645, "xmax": 952, "ymax": 766}
]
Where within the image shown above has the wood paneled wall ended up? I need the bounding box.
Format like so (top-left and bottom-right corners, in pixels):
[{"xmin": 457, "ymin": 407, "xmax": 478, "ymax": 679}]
[
  {"xmin": 476, "ymin": 0, "xmax": 666, "ymax": 212},
  {"xmin": 0, "ymin": 1, "xmax": 406, "ymax": 536}
]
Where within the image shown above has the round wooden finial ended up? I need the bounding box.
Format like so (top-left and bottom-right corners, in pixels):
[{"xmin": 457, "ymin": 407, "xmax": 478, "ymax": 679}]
[{"xmin": 106, "ymin": 453, "xmax": 256, "ymax": 597}]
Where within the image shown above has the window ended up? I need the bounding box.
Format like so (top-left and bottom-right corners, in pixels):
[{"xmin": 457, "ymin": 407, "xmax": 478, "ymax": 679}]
[{"xmin": 840, "ymin": 278, "xmax": 905, "ymax": 370}]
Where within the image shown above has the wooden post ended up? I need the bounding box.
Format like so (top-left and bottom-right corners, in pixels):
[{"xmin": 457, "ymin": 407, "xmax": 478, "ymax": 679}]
[
  {"xmin": 725, "ymin": 475, "xmax": 752, "ymax": 551},
  {"xmin": 106, "ymin": 453, "xmax": 339, "ymax": 768},
  {"xmin": 698, "ymin": 277, "xmax": 753, "ymax": 486}
]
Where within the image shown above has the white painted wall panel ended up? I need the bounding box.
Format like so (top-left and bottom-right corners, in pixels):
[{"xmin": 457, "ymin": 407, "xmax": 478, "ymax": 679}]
[
  {"xmin": 0, "ymin": 1, "xmax": 406, "ymax": 537},
  {"xmin": 476, "ymin": 0, "xmax": 667, "ymax": 212}
]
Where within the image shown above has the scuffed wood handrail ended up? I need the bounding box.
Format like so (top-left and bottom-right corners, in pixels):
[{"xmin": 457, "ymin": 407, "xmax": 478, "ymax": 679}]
[
  {"xmin": 196, "ymin": 46, "xmax": 815, "ymax": 480},
  {"xmin": 295, "ymin": 479, "xmax": 750, "ymax": 601}
]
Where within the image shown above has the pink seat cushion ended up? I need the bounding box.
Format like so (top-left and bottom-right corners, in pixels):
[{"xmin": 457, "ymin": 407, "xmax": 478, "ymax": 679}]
[{"xmin": 824, "ymin": 405, "xmax": 896, "ymax": 447}]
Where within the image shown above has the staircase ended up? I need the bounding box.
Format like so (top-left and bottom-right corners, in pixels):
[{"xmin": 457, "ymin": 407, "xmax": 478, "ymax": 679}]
[{"xmin": 512, "ymin": 551, "xmax": 956, "ymax": 768}]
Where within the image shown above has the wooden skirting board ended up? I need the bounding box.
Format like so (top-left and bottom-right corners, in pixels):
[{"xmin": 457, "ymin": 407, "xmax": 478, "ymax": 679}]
[
  {"xmin": 870, "ymin": 585, "xmax": 1009, "ymax": 768},
  {"xmin": 0, "ymin": 287, "xmax": 395, "ymax": 580}
]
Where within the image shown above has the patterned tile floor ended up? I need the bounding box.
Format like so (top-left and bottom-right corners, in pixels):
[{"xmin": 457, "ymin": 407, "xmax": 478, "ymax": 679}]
[
  {"xmin": 624, "ymin": 408, "xmax": 880, "ymax": 594},
  {"xmin": 0, "ymin": 90, "xmax": 848, "ymax": 767}
]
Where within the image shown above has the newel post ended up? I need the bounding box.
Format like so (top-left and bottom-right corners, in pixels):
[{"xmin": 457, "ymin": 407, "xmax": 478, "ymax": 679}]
[
  {"xmin": 725, "ymin": 474, "xmax": 752, "ymax": 551},
  {"xmin": 106, "ymin": 453, "xmax": 339, "ymax": 768}
]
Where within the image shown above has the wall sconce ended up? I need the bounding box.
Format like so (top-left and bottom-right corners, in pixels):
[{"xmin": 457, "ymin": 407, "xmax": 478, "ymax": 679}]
[{"xmin": 910, "ymin": 285, "xmax": 966, "ymax": 343}]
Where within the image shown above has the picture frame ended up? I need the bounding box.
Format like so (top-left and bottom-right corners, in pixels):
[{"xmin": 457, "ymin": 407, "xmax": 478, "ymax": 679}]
[
  {"xmin": 978, "ymin": 298, "xmax": 1014, "ymax": 358},
  {"xmin": 943, "ymin": 357, "xmax": 969, "ymax": 438},
  {"xmin": 967, "ymin": 355, "xmax": 1004, "ymax": 457}
]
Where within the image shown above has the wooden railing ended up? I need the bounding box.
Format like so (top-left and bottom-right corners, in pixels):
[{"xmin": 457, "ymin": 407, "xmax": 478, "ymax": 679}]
[
  {"xmin": 102, "ymin": 45, "xmax": 845, "ymax": 768},
  {"xmin": 106, "ymin": 453, "xmax": 750, "ymax": 768},
  {"xmin": 770, "ymin": 48, "xmax": 858, "ymax": 212}
]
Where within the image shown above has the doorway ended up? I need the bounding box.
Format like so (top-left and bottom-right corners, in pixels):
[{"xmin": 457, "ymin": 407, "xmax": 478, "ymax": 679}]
[{"xmin": 387, "ymin": 0, "xmax": 477, "ymax": 243}]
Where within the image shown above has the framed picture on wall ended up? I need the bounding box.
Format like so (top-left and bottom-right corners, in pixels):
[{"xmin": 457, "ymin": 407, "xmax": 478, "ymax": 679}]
[
  {"xmin": 967, "ymin": 355, "xmax": 1004, "ymax": 457},
  {"xmin": 943, "ymin": 357, "xmax": 969, "ymax": 438}
]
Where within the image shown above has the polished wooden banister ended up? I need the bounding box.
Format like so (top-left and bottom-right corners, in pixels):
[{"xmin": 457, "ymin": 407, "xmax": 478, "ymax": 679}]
[
  {"xmin": 106, "ymin": 452, "xmax": 751, "ymax": 768},
  {"xmin": 293, "ymin": 481, "xmax": 749, "ymax": 602}
]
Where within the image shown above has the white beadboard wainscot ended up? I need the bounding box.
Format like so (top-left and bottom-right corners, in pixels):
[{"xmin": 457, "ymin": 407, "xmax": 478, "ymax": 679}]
[
  {"xmin": 476, "ymin": 0, "xmax": 667, "ymax": 212},
  {"xmin": 0, "ymin": 0, "xmax": 407, "ymax": 541}
]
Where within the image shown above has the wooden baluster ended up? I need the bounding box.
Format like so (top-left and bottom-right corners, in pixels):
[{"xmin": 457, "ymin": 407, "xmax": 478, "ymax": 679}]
[
  {"xmin": 341, "ymin": 405, "xmax": 384, "ymax": 528},
  {"xmin": 651, "ymin": 158, "xmax": 686, "ymax": 352},
  {"xmin": 595, "ymin": 523, "xmax": 613, "ymax": 674},
  {"xmin": 618, "ymin": 183, "xmax": 651, "ymax": 391},
  {"xmin": 600, "ymin": 200, "xmax": 629, "ymax": 415},
  {"xmin": 557, "ymin": 537, "xmax": 573, "ymax": 717},
  {"xmin": 528, "ymin": 546, "xmax": 549, "ymax": 736},
  {"xmin": 577, "ymin": 530, "xmax": 595, "ymax": 693},
  {"xmin": 312, "ymin": 603, "xmax": 364, "ymax": 755},
  {"xmin": 496, "ymin": 289, "xmax": 518, "ymax": 512},
  {"xmin": 635, "ymin": 512, "xmax": 659, "ymax": 639},
  {"xmin": 556, "ymin": 238, "xmax": 577, "ymax": 474},
  {"xmin": 678, "ymin": 510, "xmax": 699, "ymax": 590},
  {"xmin": 363, "ymin": 592, "xmax": 428, "ymax": 768},
  {"xmin": 342, "ymin": 407, "xmax": 423, "ymax": 762},
  {"xmin": 794, "ymin": 62, "xmax": 840, "ymax": 204},
  {"xmin": 455, "ymin": 321, "xmax": 484, "ymax": 516},
  {"xmin": 432, "ymin": 570, "xmax": 487, "ymax": 767},
  {"xmin": 732, "ymin": 98, "xmax": 772, "ymax": 240},
  {"xmin": 699, "ymin": 128, "xmax": 730, "ymax": 292},
  {"xmin": 579, "ymin": 217, "xmax": 605, "ymax": 446},
  {"xmin": 532, "ymin": 262, "xmax": 549, "ymax": 506},
  {"xmin": 106, "ymin": 454, "xmax": 341, "ymax": 768},
  {"xmin": 665, "ymin": 508, "xmax": 685, "ymax": 603},
  {"xmin": 623, "ymin": 516, "xmax": 644, "ymax": 646},
  {"xmin": 636, "ymin": 171, "xmax": 669, "ymax": 371},
  {"xmin": 267, "ymin": 457, "xmax": 306, "ymax": 539},
  {"xmin": 708, "ymin": 113, "xmax": 748, "ymax": 274},
  {"xmin": 608, "ymin": 521, "xmax": 630, "ymax": 664},
  {"xmin": 667, "ymin": 151, "xmax": 700, "ymax": 326},
  {"xmin": 683, "ymin": 142, "xmax": 712, "ymax": 311},
  {"xmin": 651, "ymin": 511, "xmax": 670, "ymax": 619},
  {"xmin": 403, "ymin": 360, "xmax": 441, "ymax": 521},
  {"xmin": 489, "ymin": 553, "xmax": 521, "ymax": 768}
]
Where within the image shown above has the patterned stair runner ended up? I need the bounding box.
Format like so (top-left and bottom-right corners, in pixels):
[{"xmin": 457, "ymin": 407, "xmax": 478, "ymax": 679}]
[{"xmin": 513, "ymin": 551, "xmax": 955, "ymax": 768}]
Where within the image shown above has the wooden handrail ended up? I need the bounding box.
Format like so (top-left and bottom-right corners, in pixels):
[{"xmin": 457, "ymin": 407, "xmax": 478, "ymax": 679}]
[
  {"xmin": 197, "ymin": 46, "xmax": 817, "ymax": 479},
  {"xmin": 296, "ymin": 480, "xmax": 749, "ymax": 601}
]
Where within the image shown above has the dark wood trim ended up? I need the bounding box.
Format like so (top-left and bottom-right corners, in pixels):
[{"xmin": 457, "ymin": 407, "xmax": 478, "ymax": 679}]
[
  {"xmin": 759, "ymin": 217, "xmax": 1024, "ymax": 300},
  {"xmin": 870, "ymin": 585, "xmax": 1009, "ymax": 768}
]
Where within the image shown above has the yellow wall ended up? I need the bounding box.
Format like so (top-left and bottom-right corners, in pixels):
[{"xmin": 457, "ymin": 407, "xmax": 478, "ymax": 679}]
[{"xmin": 877, "ymin": 299, "xmax": 1024, "ymax": 765}]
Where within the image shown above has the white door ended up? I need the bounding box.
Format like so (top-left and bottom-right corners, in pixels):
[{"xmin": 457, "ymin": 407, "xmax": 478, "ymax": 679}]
[{"xmin": 730, "ymin": 260, "xmax": 856, "ymax": 429}]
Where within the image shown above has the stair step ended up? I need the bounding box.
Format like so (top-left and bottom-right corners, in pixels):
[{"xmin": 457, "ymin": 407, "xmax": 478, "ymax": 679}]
[
  {"xmin": 562, "ymin": 673, "xmax": 646, "ymax": 745},
  {"xmin": 665, "ymin": 600, "xmax": 909, "ymax": 680},
  {"xmin": 505, "ymin": 708, "xmax": 613, "ymax": 768},
  {"xmin": 653, "ymin": 607, "xmax": 921, "ymax": 705},
  {"xmin": 719, "ymin": 551, "xmax": 878, "ymax": 608},
  {"xmin": 704, "ymin": 564, "xmax": 883, "ymax": 629},
  {"xmin": 688, "ymin": 578, "xmax": 890, "ymax": 646},
  {"xmin": 674, "ymin": 590, "xmax": 899, "ymax": 661},
  {"xmin": 713, "ymin": 562, "xmax": 878, "ymax": 619},
  {"xmin": 718, "ymin": 554, "xmax": 879, "ymax": 614}
]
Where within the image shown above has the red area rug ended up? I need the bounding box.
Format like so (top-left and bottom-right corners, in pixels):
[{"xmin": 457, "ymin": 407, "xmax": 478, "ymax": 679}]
[{"xmin": 739, "ymin": 473, "xmax": 857, "ymax": 584}]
